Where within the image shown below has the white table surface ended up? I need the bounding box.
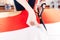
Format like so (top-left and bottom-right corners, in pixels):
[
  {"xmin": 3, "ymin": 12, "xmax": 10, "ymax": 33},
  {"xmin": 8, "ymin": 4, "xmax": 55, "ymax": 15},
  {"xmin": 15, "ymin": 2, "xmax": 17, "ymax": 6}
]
[
  {"xmin": 0, "ymin": 22, "xmax": 60, "ymax": 40},
  {"xmin": 46, "ymin": 22, "xmax": 60, "ymax": 40}
]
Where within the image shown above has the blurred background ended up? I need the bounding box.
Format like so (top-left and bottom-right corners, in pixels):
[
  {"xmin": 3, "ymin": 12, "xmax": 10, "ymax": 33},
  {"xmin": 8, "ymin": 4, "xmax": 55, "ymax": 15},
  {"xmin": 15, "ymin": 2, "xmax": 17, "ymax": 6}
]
[{"xmin": 0, "ymin": 0, "xmax": 60, "ymax": 12}]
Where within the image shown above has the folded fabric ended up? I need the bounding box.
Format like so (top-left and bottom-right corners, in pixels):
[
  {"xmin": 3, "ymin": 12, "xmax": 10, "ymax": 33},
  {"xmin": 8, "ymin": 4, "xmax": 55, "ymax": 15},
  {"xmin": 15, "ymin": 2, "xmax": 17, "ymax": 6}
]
[{"xmin": 0, "ymin": 10, "xmax": 40, "ymax": 32}]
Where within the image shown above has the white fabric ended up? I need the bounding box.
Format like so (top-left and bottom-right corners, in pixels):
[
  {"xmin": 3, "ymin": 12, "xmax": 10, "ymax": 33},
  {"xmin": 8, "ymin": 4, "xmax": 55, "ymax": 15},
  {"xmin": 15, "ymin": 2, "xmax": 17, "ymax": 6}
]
[
  {"xmin": 0, "ymin": 22, "xmax": 60, "ymax": 40},
  {"xmin": 46, "ymin": 22, "xmax": 60, "ymax": 40},
  {"xmin": 0, "ymin": 26, "xmax": 48, "ymax": 40}
]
